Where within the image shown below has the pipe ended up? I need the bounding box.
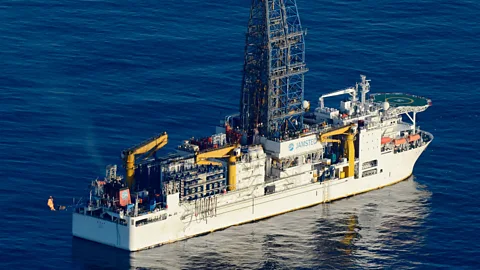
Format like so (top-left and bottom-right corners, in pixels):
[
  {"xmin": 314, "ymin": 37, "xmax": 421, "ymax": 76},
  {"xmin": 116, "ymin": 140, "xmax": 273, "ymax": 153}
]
[
  {"xmin": 126, "ymin": 154, "xmax": 135, "ymax": 189},
  {"xmin": 346, "ymin": 133, "xmax": 355, "ymax": 178},
  {"xmin": 228, "ymin": 154, "xmax": 237, "ymax": 191}
]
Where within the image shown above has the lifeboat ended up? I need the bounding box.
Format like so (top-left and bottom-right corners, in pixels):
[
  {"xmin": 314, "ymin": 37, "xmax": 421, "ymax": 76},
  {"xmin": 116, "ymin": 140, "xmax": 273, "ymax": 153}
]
[
  {"xmin": 408, "ymin": 134, "xmax": 421, "ymax": 142},
  {"xmin": 394, "ymin": 138, "xmax": 407, "ymax": 145},
  {"xmin": 381, "ymin": 137, "xmax": 392, "ymax": 144}
]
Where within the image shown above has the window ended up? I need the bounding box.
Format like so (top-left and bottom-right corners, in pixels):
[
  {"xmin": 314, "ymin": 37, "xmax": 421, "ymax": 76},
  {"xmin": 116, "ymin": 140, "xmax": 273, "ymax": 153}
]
[
  {"xmin": 136, "ymin": 219, "xmax": 148, "ymax": 227},
  {"xmin": 362, "ymin": 168, "xmax": 377, "ymax": 177},
  {"xmin": 362, "ymin": 160, "xmax": 378, "ymax": 170}
]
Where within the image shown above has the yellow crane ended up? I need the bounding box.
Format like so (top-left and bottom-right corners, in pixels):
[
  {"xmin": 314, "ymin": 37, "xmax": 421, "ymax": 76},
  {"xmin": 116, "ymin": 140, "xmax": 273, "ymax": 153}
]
[
  {"xmin": 194, "ymin": 145, "xmax": 239, "ymax": 191},
  {"xmin": 122, "ymin": 132, "xmax": 168, "ymax": 189},
  {"xmin": 319, "ymin": 124, "xmax": 357, "ymax": 178}
]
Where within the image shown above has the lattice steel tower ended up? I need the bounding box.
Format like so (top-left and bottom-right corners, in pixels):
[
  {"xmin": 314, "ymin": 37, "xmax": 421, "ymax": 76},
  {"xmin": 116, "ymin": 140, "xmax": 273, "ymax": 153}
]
[{"xmin": 240, "ymin": 0, "xmax": 308, "ymax": 141}]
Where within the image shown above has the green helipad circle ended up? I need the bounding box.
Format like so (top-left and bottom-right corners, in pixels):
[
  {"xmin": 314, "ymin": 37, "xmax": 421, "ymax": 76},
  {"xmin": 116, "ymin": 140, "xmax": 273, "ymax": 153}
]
[
  {"xmin": 373, "ymin": 93, "xmax": 429, "ymax": 107},
  {"xmin": 386, "ymin": 97, "xmax": 414, "ymax": 105}
]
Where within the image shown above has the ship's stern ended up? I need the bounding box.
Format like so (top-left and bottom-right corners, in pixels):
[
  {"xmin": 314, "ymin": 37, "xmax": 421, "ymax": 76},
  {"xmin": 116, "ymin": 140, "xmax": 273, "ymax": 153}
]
[{"xmin": 72, "ymin": 212, "xmax": 132, "ymax": 251}]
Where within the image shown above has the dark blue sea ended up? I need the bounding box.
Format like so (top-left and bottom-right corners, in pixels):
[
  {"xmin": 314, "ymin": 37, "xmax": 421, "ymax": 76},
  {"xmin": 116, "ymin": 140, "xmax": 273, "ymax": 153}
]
[{"xmin": 1, "ymin": 0, "xmax": 479, "ymax": 269}]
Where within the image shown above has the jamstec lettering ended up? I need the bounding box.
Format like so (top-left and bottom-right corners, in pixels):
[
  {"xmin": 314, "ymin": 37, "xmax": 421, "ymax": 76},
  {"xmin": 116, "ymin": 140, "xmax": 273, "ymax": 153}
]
[{"xmin": 296, "ymin": 138, "xmax": 317, "ymax": 149}]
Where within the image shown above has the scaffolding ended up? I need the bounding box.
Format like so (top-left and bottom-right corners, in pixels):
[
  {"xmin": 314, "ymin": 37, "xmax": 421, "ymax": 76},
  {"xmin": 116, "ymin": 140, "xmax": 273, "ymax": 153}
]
[{"xmin": 240, "ymin": 0, "xmax": 308, "ymax": 141}]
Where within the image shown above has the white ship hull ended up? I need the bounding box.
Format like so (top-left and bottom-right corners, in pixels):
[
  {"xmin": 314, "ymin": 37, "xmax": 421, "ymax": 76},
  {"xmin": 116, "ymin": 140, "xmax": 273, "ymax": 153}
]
[{"xmin": 72, "ymin": 141, "xmax": 429, "ymax": 251}]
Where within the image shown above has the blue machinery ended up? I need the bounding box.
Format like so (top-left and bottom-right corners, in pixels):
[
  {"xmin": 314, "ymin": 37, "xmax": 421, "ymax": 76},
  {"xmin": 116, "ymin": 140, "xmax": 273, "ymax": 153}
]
[{"xmin": 240, "ymin": 0, "xmax": 308, "ymax": 141}]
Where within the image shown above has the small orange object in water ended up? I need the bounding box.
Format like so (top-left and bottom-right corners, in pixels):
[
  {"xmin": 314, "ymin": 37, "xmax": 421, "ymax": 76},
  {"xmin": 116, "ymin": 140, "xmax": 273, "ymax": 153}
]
[{"xmin": 47, "ymin": 196, "xmax": 55, "ymax": 211}]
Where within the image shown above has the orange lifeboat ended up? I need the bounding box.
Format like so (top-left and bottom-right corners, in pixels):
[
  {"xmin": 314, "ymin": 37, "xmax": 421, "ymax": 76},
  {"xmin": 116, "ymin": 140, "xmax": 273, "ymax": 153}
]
[
  {"xmin": 408, "ymin": 134, "xmax": 421, "ymax": 142},
  {"xmin": 394, "ymin": 138, "xmax": 407, "ymax": 145},
  {"xmin": 381, "ymin": 137, "xmax": 392, "ymax": 144}
]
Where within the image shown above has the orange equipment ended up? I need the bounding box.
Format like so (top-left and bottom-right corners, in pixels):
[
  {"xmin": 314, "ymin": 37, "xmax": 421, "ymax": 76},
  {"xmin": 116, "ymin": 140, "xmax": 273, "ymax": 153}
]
[
  {"xmin": 408, "ymin": 134, "xmax": 421, "ymax": 142},
  {"xmin": 381, "ymin": 137, "xmax": 392, "ymax": 144},
  {"xmin": 119, "ymin": 188, "xmax": 132, "ymax": 207},
  {"xmin": 394, "ymin": 138, "xmax": 407, "ymax": 145}
]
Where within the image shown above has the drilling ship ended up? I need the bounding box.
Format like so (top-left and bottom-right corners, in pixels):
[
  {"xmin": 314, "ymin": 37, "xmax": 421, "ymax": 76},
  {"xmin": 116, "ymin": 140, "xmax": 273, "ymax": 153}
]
[{"xmin": 72, "ymin": 0, "xmax": 433, "ymax": 251}]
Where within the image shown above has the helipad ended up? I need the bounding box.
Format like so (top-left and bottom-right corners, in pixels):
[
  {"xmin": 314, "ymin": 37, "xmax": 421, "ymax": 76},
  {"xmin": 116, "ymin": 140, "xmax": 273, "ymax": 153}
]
[{"xmin": 372, "ymin": 93, "xmax": 430, "ymax": 107}]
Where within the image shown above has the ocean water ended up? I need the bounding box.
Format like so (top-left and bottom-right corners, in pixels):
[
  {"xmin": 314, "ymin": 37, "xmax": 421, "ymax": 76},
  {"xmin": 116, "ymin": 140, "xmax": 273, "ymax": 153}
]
[{"xmin": 1, "ymin": 0, "xmax": 479, "ymax": 269}]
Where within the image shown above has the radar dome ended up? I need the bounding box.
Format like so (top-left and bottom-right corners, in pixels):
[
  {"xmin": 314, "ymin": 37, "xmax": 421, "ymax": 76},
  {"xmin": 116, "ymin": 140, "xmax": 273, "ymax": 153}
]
[
  {"xmin": 303, "ymin": 100, "xmax": 310, "ymax": 110},
  {"xmin": 383, "ymin": 101, "xmax": 390, "ymax": 111}
]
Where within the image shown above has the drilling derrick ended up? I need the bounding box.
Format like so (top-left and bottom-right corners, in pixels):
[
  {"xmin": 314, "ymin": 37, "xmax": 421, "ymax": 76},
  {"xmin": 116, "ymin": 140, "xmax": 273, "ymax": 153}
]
[{"xmin": 240, "ymin": 0, "xmax": 308, "ymax": 142}]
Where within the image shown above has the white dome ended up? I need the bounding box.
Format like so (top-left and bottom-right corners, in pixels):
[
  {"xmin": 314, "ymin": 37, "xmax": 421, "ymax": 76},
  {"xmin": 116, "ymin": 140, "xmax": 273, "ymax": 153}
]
[
  {"xmin": 383, "ymin": 101, "xmax": 390, "ymax": 111},
  {"xmin": 303, "ymin": 100, "xmax": 310, "ymax": 109}
]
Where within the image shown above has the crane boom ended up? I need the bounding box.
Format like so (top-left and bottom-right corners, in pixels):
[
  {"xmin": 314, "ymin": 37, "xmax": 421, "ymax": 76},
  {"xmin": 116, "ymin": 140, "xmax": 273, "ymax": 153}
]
[
  {"xmin": 322, "ymin": 138, "xmax": 341, "ymax": 144},
  {"xmin": 319, "ymin": 125, "xmax": 352, "ymax": 143},
  {"xmin": 122, "ymin": 132, "xmax": 168, "ymax": 189},
  {"xmin": 318, "ymin": 124, "xmax": 357, "ymax": 178},
  {"xmin": 319, "ymin": 87, "xmax": 356, "ymax": 108},
  {"xmin": 195, "ymin": 145, "xmax": 239, "ymax": 191},
  {"xmin": 195, "ymin": 145, "xmax": 236, "ymax": 164}
]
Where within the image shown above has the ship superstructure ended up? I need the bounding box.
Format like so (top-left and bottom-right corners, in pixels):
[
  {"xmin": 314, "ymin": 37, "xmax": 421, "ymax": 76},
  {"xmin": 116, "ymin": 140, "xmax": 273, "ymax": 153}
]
[{"xmin": 72, "ymin": 0, "xmax": 433, "ymax": 251}]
